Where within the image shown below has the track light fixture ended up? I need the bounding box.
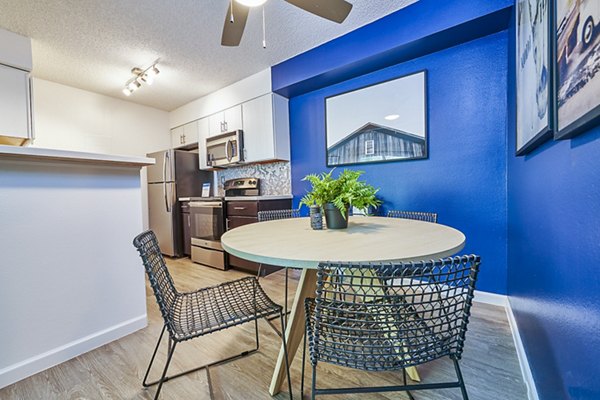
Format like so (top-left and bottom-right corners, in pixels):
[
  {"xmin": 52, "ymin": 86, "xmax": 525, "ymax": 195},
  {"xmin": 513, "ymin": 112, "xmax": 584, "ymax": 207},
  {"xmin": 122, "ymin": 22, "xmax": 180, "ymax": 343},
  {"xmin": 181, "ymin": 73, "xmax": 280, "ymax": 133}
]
[{"xmin": 122, "ymin": 60, "xmax": 160, "ymax": 96}]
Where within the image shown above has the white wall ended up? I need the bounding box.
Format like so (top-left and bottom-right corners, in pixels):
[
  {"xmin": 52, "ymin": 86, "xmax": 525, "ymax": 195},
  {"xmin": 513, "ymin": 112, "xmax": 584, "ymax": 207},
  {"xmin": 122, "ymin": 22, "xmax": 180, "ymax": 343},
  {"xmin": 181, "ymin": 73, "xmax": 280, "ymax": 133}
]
[{"xmin": 31, "ymin": 78, "xmax": 171, "ymax": 228}]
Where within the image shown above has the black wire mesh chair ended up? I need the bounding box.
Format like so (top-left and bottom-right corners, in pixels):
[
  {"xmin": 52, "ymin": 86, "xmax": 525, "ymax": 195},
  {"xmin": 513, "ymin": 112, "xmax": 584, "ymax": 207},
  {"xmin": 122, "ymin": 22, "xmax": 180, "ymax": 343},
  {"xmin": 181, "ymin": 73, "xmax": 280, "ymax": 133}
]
[
  {"xmin": 387, "ymin": 210, "xmax": 438, "ymax": 223},
  {"xmin": 257, "ymin": 209, "xmax": 301, "ymax": 326},
  {"xmin": 302, "ymin": 255, "xmax": 481, "ymax": 399},
  {"xmin": 132, "ymin": 230, "xmax": 292, "ymax": 400}
]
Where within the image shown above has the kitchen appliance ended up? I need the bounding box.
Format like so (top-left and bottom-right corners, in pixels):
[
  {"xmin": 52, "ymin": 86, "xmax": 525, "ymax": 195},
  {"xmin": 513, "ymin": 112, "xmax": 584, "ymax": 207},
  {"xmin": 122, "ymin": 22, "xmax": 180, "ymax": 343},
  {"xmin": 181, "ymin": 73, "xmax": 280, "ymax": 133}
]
[
  {"xmin": 206, "ymin": 130, "xmax": 244, "ymax": 167},
  {"xmin": 147, "ymin": 149, "xmax": 212, "ymax": 257},
  {"xmin": 190, "ymin": 198, "xmax": 227, "ymax": 270},
  {"xmin": 224, "ymin": 177, "xmax": 260, "ymax": 197}
]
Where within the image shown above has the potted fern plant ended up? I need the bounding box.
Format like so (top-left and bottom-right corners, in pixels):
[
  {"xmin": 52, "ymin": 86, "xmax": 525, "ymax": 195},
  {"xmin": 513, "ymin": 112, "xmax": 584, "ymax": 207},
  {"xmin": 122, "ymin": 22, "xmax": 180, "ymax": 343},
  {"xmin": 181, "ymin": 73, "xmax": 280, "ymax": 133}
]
[{"xmin": 300, "ymin": 169, "xmax": 381, "ymax": 229}]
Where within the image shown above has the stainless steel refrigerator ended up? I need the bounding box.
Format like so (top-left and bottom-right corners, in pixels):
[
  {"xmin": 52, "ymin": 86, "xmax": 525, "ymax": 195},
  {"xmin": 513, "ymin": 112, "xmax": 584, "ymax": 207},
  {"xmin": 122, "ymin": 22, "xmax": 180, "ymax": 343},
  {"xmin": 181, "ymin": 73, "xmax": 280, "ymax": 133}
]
[{"xmin": 147, "ymin": 149, "xmax": 212, "ymax": 257}]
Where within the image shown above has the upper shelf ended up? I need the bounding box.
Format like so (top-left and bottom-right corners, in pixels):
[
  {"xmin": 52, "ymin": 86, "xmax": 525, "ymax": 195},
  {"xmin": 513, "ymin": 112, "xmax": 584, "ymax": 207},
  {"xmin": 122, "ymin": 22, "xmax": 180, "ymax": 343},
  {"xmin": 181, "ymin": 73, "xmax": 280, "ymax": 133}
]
[{"xmin": 0, "ymin": 145, "xmax": 155, "ymax": 168}]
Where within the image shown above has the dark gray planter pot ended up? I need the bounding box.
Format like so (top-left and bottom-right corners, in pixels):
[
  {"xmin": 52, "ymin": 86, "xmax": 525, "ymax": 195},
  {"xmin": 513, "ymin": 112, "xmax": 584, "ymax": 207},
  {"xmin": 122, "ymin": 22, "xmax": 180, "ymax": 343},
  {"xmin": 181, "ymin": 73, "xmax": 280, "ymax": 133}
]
[{"xmin": 323, "ymin": 203, "xmax": 348, "ymax": 229}]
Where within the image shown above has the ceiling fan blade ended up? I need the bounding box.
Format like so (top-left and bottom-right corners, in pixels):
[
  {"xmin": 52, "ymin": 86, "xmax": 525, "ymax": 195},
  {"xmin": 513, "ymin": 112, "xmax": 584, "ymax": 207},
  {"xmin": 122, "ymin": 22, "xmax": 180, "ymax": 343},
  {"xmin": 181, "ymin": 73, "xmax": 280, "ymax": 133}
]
[
  {"xmin": 285, "ymin": 0, "xmax": 353, "ymax": 23},
  {"xmin": 221, "ymin": 2, "xmax": 250, "ymax": 46}
]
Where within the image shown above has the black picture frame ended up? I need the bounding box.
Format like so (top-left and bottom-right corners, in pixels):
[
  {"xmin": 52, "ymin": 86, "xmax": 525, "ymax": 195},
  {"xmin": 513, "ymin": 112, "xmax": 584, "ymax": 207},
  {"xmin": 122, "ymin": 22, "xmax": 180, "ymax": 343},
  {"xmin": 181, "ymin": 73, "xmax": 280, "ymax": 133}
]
[
  {"xmin": 324, "ymin": 70, "xmax": 428, "ymax": 168},
  {"xmin": 554, "ymin": 0, "xmax": 600, "ymax": 139},
  {"xmin": 515, "ymin": 0, "xmax": 554, "ymax": 156}
]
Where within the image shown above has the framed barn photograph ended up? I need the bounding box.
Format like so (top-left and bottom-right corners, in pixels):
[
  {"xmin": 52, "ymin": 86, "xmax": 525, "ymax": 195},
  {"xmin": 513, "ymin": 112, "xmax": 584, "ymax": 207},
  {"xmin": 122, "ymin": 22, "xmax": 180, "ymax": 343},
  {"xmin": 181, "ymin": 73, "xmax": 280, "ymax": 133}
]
[
  {"xmin": 516, "ymin": 0, "xmax": 553, "ymax": 155},
  {"xmin": 325, "ymin": 70, "xmax": 427, "ymax": 167},
  {"xmin": 555, "ymin": 0, "xmax": 600, "ymax": 139}
]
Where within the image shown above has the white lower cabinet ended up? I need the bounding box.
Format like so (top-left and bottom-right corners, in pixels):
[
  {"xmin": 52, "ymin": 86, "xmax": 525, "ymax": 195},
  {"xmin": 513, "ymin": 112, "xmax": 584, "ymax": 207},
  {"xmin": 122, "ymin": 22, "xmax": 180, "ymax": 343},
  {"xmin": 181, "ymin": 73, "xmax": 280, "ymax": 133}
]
[{"xmin": 242, "ymin": 93, "xmax": 290, "ymax": 163}]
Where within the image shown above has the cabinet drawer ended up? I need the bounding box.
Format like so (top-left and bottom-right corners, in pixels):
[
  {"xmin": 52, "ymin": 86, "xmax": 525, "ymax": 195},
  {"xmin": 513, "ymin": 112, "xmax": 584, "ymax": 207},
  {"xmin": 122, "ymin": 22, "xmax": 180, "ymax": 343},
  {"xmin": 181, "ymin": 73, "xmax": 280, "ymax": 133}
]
[
  {"xmin": 227, "ymin": 201, "xmax": 258, "ymax": 216},
  {"xmin": 227, "ymin": 216, "xmax": 257, "ymax": 230}
]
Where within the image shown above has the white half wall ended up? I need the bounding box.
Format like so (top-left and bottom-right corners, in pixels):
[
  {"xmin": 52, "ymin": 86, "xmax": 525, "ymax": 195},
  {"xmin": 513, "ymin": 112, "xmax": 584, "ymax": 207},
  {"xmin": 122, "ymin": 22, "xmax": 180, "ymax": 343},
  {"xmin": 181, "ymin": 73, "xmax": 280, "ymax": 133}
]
[
  {"xmin": 30, "ymin": 78, "xmax": 171, "ymax": 228},
  {"xmin": 0, "ymin": 159, "xmax": 148, "ymax": 389}
]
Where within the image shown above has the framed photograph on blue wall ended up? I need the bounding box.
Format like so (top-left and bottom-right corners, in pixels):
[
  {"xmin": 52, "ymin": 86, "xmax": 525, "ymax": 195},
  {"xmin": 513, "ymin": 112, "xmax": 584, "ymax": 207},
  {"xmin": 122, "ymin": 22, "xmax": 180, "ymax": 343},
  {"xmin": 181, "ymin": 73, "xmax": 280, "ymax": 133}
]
[
  {"xmin": 325, "ymin": 70, "xmax": 428, "ymax": 167},
  {"xmin": 555, "ymin": 0, "xmax": 600, "ymax": 139},
  {"xmin": 516, "ymin": 0, "xmax": 553, "ymax": 156}
]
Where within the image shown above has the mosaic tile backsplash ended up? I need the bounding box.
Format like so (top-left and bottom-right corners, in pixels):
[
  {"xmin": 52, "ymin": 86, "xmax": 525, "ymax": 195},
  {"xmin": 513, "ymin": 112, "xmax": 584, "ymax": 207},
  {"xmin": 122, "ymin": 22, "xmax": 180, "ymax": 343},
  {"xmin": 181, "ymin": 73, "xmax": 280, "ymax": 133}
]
[{"xmin": 216, "ymin": 161, "xmax": 291, "ymax": 196}]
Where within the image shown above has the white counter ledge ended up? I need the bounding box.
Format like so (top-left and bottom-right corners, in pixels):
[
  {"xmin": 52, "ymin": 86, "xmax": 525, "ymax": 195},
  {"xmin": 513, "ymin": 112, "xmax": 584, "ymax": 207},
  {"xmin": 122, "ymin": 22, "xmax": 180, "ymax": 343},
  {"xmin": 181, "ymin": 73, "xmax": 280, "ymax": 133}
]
[{"xmin": 0, "ymin": 145, "xmax": 154, "ymax": 167}]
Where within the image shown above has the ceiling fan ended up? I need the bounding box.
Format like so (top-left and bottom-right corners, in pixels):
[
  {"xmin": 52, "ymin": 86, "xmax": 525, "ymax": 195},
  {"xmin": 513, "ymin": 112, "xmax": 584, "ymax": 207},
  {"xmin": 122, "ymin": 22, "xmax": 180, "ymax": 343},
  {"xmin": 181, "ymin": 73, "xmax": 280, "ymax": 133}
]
[{"xmin": 221, "ymin": 0, "xmax": 353, "ymax": 47}]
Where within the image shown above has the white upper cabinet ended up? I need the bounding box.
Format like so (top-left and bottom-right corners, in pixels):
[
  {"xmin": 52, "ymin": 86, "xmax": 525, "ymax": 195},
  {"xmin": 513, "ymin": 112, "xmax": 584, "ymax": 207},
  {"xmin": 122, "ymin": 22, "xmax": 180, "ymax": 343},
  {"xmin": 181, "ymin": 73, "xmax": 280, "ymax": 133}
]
[
  {"xmin": 0, "ymin": 28, "xmax": 33, "ymax": 145},
  {"xmin": 0, "ymin": 63, "xmax": 32, "ymax": 145},
  {"xmin": 171, "ymin": 120, "xmax": 199, "ymax": 148},
  {"xmin": 208, "ymin": 104, "xmax": 242, "ymax": 136},
  {"xmin": 198, "ymin": 117, "xmax": 210, "ymax": 170},
  {"xmin": 242, "ymin": 93, "xmax": 290, "ymax": 163}
]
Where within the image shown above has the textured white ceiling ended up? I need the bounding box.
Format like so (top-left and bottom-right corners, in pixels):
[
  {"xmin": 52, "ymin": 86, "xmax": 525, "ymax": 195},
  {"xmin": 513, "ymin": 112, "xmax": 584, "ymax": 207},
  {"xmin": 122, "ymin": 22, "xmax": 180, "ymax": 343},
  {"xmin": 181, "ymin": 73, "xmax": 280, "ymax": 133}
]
[{"xmin": 0, "ymin": 0, "xmax": 417, "ymax": 111}]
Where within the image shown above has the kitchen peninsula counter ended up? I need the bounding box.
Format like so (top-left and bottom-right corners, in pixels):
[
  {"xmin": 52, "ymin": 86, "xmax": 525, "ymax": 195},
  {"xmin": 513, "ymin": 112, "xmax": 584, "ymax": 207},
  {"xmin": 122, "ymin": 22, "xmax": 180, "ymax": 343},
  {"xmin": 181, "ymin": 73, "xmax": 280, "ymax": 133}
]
[
  {"xmin": 0, "ymin": 145, "xmax": 153, "ymax": 388},
  {"xmin": 0, "ymin": 144, "xmax": 154, "ymax": 167}
]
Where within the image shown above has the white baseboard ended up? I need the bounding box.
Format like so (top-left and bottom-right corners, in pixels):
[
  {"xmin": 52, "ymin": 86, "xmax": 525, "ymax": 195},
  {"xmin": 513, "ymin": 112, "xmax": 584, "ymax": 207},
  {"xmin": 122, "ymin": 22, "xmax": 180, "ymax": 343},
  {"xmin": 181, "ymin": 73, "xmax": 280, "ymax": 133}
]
[
  {"xmin": 472, "ymin": 291, "xmax": 539, "ymax": 400},
  {"xmin": 474, "ymin": 290, "xmax": 509, "ymax": 307},
  {"xmin": 0, "ymin": 315, "xmax": 147, "ymax": 389},
  {"xmin": 505, "ymin": 302, "xmax": 540, "ymax": 400}
]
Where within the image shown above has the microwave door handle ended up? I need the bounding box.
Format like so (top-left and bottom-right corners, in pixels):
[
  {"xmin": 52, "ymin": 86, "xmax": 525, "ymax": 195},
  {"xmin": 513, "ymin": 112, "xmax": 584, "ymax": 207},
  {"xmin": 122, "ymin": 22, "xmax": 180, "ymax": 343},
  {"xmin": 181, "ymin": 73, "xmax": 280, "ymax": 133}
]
[{"xmin": 225, "ymin": 139, "xmax": 231, "ymax": 162}]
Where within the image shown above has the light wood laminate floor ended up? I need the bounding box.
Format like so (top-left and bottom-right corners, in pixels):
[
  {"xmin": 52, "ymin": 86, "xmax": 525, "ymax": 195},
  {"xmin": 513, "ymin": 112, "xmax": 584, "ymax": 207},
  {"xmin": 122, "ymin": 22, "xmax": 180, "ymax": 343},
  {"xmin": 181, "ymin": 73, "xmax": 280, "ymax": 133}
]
[{"xmin": 0, "ymin": 258, "xmax": 528, "ymax": 399}]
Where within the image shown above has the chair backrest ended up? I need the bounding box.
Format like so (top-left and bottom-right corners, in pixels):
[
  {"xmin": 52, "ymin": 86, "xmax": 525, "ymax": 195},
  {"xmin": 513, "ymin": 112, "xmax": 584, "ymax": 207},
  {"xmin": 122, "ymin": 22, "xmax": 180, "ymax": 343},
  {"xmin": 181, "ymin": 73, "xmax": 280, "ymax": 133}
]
[
  {"xmin": 133, "ymin": 230, "xmax": 179, "ymax": 330},
  {"xmin": 312, "ymin": 255, "xmax": 480, "ymax": 370},
  {"xmin": 386, "ymin": 210, "xmax": 438, "ymax": 223},
  {"xmin": 257, "ymin": 208, "xmax": 301, "ymax": 222}
]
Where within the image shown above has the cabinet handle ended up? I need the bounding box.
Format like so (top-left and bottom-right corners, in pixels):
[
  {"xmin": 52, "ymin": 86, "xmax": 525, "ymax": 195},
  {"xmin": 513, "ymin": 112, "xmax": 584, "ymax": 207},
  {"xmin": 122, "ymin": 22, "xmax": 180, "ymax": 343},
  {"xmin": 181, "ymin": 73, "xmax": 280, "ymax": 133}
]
[
  {"xmin": 234, "ymin": 207, "xmax": 246, "ymax": 210},
  {"xmin": 226, "ymin": 218, "xmax": 230, "ymax": 230},
  {"xmin": 182, "ymin": 134, "xmax": 186, "ymax": 143},
  {"xmin": 224, "ymin": 121, "xmax": 228, "ymax": 131}
]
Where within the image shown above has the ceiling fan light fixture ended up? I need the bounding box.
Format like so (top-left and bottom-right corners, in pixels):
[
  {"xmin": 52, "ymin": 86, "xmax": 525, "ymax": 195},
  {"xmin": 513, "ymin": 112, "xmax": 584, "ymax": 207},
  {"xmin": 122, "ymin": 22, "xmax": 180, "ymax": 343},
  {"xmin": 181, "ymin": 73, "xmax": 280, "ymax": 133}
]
[{"xmin": 235, "ymin": 0, "xmax": 267, "ymax": 7}]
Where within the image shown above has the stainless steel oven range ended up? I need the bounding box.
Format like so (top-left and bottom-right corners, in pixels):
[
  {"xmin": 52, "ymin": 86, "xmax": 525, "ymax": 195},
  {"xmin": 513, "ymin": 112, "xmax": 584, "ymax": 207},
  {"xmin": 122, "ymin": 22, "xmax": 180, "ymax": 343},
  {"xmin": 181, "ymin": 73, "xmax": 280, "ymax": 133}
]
[{"xmin": 189, "ymin": 198, "xmax": 226, "ymax": 270}]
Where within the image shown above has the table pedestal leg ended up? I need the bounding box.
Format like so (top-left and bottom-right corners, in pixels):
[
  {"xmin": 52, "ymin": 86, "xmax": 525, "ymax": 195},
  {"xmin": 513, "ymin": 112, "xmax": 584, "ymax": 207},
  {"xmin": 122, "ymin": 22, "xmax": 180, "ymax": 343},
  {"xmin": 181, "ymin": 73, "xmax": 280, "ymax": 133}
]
[{"xmin": 269, "ymin": 268, "xmax": 317, "ymax": 396}]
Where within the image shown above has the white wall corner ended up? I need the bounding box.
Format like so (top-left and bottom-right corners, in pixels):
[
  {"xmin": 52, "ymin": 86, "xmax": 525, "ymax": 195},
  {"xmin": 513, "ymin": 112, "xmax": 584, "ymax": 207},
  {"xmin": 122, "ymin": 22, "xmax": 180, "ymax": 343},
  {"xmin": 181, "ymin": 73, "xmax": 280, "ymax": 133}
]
[
  {"xmin": 474, "ymin": 291, "xmax": 539, "ymax": 400},
  {"xmin": 0, "ymin": 315, "xmax": 147, "ymax": 389}
]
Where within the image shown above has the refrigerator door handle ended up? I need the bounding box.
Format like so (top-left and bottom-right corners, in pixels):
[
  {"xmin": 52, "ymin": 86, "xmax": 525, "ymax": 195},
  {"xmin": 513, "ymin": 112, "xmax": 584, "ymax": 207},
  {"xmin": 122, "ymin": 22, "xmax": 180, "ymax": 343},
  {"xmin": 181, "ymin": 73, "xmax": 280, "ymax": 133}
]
[{"xmin": 163, "ymin": 151, "xmax": 172, "ymax": 213}]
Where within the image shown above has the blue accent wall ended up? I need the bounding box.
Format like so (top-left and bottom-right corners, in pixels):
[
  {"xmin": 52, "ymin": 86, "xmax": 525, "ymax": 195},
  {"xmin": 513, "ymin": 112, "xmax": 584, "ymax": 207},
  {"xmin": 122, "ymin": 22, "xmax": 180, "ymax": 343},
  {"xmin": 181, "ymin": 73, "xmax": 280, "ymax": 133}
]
[
  {"xmin": 288, "ymin": 32, "xmax": 509, "ymax": 295},
  {"xmin": 275, "ymin": 0, "xmax": 600, "ymax": 396},
  {"xmin": 506, "ymin": 24, "xmax": 600, "ymax": 400},
  {"xmin": 507, "ymin": 126, "xmax": 600, "ymax": 400}
]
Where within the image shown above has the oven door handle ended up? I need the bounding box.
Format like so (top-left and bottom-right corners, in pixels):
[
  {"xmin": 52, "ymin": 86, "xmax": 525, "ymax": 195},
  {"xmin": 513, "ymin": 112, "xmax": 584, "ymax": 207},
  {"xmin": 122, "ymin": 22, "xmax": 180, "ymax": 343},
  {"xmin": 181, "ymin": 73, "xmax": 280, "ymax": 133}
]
[{"xmin": 189, "ymin": 201, "xmax": 223, "ymax": 208}]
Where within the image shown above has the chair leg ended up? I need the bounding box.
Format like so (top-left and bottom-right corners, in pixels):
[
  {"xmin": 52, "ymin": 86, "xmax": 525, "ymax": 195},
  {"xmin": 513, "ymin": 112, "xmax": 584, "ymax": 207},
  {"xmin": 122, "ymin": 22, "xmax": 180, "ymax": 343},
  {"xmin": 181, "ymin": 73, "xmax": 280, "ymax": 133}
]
[
  {"xmin": 301, "ymin": 323, "xmax": 307, "ymax": 399},
  {"xmin": 142, "ymin": 325, "xmax": 167, "ymax": 387},
  {"xmin": 453, "ymin": 358, "xmax": 469, "ymax": 400},
  {"xmin": 280, "ymin": 311, "xmax": 294, "ymax": 400},
  {"xmin": 153, "ymin": 339, "xmax": 177, "ymax": 400},
  {"xmin": 311, "ymin": 363, "xmax": 317, "ymax": 400}
]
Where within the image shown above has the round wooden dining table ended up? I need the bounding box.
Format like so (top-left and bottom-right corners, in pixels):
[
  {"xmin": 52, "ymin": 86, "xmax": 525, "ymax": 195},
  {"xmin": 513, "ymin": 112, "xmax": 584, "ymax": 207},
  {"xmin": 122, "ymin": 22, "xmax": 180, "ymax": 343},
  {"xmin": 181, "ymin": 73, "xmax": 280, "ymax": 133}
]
[{"xmin": 221, "ymin": 216, "xmax": 466, "ymax": 395}]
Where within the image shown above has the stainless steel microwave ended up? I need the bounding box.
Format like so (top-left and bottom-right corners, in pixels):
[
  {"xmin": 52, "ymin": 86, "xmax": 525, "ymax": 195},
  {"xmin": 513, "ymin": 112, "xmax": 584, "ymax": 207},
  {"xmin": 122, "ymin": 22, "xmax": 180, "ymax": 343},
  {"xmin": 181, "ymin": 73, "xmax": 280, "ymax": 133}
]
[{"xmin": 206, "ymin": 130, "xmax": 244, "ymax": 167}]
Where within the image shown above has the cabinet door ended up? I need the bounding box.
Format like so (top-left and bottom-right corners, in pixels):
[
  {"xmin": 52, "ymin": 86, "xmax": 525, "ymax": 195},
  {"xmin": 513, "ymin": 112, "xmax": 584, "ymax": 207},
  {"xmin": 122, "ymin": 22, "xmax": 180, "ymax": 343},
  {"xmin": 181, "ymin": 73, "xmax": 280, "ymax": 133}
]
[
  {"xmin": 0, "ymin": 64, "xmax": 31, "ymax": 140},
  {"xmin": 182, "ymin": 120, "xmax": 199, "ymax": 146},
  {"xmin": 224, "ymin": 104, "xmax": 243, "ymax": 132},
  {"xmin": 198, "ymin": 117, "xmax": 211, "ymax": 170},
  {"xmin": 208, "ymin": 112, "xmax": 224, "ymax": 136},
  {"xmin": 171, "ymin": 126, "xmax": 184, "ymax": 148},
  {"xmin": 242, "ymin": 94, "xmax": 274, "ymax": 163}
]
